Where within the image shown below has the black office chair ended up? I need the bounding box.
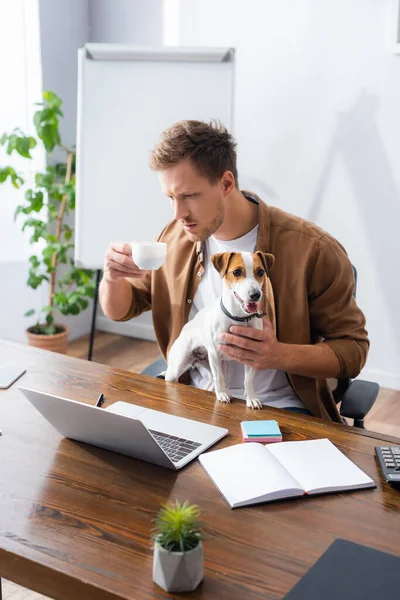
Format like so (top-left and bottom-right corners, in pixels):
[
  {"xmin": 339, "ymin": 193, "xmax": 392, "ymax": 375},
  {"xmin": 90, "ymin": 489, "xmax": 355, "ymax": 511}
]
[
  {"xmin": 142, "ymin": 357, "xmax": 167, "ymax": 377},
  {"xmin": 141, "ymin": 266, "xmax": 379, "ymax": 428}
]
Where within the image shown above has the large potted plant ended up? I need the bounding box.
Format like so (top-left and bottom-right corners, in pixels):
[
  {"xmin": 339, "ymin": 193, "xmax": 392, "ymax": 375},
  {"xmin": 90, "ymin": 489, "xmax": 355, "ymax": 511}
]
[
  {"xmin": 152, "ymin": 500, "xmax": 204, "ymax": 593},
  {"xmin": 0, "ymin": 91, "xmax": 95, "ymax": 353}
]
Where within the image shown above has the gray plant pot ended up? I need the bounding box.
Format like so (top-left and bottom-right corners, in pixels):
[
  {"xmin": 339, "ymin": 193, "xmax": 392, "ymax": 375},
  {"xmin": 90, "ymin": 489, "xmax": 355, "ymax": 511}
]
[{"xmin": 152, "ymin": 541, "xmax": 204, "ymax": 593}]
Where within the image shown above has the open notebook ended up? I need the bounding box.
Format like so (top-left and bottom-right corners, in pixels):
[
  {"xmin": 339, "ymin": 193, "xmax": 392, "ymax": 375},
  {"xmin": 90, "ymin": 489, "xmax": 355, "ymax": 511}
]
[{"xmin": 198, "ymin": 438, "xmax": 375, "ymax": 508}]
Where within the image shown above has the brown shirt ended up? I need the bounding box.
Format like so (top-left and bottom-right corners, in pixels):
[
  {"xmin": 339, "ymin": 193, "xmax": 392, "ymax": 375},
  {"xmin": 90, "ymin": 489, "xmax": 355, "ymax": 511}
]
[{"xmin": 117, "ymin": 192, "xmax": 369, "ymax": 422}]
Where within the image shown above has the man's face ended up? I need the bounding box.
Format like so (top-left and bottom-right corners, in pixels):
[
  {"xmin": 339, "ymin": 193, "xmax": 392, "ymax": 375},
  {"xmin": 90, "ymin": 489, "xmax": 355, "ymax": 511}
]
[{"xmin": 159, "ymin": 159, "xmax": 230, "ymax": 242}]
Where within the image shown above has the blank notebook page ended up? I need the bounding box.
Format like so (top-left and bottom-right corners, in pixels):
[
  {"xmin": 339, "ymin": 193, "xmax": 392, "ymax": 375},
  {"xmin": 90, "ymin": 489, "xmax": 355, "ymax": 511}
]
[
  {"xmin": 199, "ymin": 443, "xmax": 302, "ymax": 506},
  {"xmin": 269, "ymin": 438, "xmax": 374, "ymax": 493}
]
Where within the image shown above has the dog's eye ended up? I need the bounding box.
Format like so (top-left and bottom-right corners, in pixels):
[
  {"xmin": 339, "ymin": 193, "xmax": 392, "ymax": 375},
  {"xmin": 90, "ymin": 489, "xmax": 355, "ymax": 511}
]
[
  {"xmin": 232, "ymin": 268, "xmax": 242, "ymax": 277},
  {"xmin": 257, "ymin": 269, "xmax": 265, "ymax": 277}
]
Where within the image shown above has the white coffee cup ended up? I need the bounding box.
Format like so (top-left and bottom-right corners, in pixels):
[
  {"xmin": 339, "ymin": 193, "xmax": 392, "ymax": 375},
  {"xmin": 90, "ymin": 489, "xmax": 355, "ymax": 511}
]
[{"xmin": 131, "ymin": 241, "xmax": 167, "ymax": 270}]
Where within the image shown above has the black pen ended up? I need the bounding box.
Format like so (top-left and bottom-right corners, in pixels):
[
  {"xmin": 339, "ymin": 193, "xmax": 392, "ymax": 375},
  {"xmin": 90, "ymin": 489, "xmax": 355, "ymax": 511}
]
[{"xmin": 95, "ymin": 393, "xmax": 105, "ymax": 407}]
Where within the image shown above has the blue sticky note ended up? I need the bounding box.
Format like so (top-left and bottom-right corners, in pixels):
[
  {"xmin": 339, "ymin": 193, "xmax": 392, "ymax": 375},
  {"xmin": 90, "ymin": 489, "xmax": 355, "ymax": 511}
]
[{"xmin": 241, "ymin": 420, "xmax": 281, "ymax": 437}]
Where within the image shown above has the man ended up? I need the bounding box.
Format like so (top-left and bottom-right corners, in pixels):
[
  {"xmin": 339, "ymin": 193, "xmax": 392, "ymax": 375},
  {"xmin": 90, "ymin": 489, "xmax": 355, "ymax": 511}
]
[{"xmin": 99, "ymin": 120, "xmax": 369, "ymax": 422}]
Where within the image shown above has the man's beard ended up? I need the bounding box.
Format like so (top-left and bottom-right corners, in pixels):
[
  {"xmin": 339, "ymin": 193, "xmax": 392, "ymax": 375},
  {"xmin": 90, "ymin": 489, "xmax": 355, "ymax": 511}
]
[{"xmin": 184, "ymin": 210, "xmax": 224, "ymax": 243}]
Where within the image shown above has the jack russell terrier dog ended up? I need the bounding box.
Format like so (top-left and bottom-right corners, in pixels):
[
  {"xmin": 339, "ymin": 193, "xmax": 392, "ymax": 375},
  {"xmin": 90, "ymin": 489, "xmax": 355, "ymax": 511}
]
[{"xmin": 165, "ymin": 251, "xmax": 276, "ymax": 408}]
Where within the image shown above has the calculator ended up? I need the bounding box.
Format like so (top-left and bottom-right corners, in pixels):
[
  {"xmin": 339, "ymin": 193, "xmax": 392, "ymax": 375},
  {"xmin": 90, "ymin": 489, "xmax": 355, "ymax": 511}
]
[{"xmin": 375, "ymin": 446, "xmax": 400, "ymax": 484}]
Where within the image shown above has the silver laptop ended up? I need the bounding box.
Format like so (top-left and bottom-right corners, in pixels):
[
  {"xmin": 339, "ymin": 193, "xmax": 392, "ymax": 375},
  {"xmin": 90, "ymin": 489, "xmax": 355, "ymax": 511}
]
[{"xmin": 18, "ymin": 387, "xmax": 228, "ymax": 470}]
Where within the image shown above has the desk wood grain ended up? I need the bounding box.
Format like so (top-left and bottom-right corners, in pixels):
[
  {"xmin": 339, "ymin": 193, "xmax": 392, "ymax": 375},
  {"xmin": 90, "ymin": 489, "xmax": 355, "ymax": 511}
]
[{"xmin": 0, "ymin": 340, "xmax": 399, "ymax": 600}]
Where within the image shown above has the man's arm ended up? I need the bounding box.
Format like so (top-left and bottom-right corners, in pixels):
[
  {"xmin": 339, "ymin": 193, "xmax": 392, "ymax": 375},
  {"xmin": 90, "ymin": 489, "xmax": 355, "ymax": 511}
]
[
  {"xmin": 219, "ymin": 235, "xmax": 369, "ymax": 379},
  {"xmin": 305, "ymin": 234, "xmax": 369, "ymax": 378},
  {"xmin": 100, "ymin": 277, "xmax": 134, "ymax": 321}
]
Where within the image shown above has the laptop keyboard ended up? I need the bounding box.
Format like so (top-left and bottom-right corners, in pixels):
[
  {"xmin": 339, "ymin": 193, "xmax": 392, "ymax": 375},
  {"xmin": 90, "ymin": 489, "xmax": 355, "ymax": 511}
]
[{"xmin": 149, "ymin": 430, "xmax": 202, "ymax": 463}]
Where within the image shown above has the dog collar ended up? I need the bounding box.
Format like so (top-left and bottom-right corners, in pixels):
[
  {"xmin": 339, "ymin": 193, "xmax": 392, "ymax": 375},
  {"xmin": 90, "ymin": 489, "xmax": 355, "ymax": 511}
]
[{"xmin": 220, "ymin": 298, "xmax": 266, "ymax": 323}]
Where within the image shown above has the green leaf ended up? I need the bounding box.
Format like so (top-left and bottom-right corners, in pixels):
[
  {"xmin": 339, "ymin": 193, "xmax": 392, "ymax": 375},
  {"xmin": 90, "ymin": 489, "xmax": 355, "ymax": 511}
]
[
  {"xmin": 39, "ymin": 124, "xmax": 59, "ymax": 152},
  {"xmin": 46, "ymin": 313, "xmax": 54, "ymax": 325},
  {"xmin": 65, "ymin": 303, "xmax": 80, "ymax": 315},
  {"xmin": 85, "ymin": 283, "xmax": 96, "ymax": 298},
  {"xmin": 25, "ymin": 189, "xmax": 44, "ymax": 212},
  {"xmin": 55, "ymin": 162, "xmax": 67, "ymax": 177},
  {"xmin": 68, "ymin": 292, "xmax": 80, "ymax": 305},
  {"xmin": 33, "ymin": 111, "xmax": 42, "ymax": 131},
  {"xmin": 78, "ymin": 298, "xmax": 89, "ymax": 310},
  {"xmin": 0, "ymin": 166, "xmax": 23, "ymax": 188},
  {"xmin": 6, "ymin": 134, "xmax": 17, "ymax": 155},
  {"xmin": 15, "ymin": 136, "xmax": 32, "ymax": 158},
  {"xmin": 29, "ymin": 255, "xmax": 40, "ymax": 268},
  {"xmin": 10, "ymin": 170, "xmax": 24, "ymax": 188},
  {"xmin": 33, "ymin": 98, "xmax": 62, "ymax": 152},
  {"xmin": 24, "ymin": 309, "xmax": 35, "ymax": 317},
  {"xmin": 43, "ymin": 90, "xmax": 62, "ymax": 110},
  {"xmin": 27, "ymin": 272, "xmax": 41, "ymax": 289},
  {"xmin": 0, "ymin": 168, "xmax": 8, "ymax": 183},
  {"xmin": 54, "ymin": 291, "xmax": 68, "ymax": 304}
]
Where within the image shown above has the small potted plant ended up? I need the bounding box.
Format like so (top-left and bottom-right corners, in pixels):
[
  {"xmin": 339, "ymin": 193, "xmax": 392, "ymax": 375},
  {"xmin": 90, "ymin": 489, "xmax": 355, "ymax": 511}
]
[
  {"xmin": 152, "ymin": 500, "xmax": 204, "ymax": 593},
  {"xmin": 0, "ymin": 91, "xmax": 95, "ymax": 353}
]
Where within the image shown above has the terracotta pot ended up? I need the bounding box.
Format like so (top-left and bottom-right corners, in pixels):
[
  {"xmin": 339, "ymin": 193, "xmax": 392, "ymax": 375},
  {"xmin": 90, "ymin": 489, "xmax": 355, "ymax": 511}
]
[
  {"xmin": 153, "ymin": 541, "xmax": 204, "ymax": 593},
  {"xmin": 26, "ymin": 324, "xmax": 69, "ymax": 354}
]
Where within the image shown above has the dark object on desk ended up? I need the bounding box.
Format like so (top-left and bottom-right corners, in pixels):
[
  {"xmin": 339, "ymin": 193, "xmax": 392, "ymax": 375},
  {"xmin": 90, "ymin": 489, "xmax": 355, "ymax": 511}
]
[
  {"xmin": 95, "ymin": 393, "xmax": 105, "ymax": 407},
  {"xmin": 375, "ymin": 446, "xmax": 400, "ymax": 485},
  {"xmin": 283, "ymin": 538, "xmax": 400, "ymax": 600}
]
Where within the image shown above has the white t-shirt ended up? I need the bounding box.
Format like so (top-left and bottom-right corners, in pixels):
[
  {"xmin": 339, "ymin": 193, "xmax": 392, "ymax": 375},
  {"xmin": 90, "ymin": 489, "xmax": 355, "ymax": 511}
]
[{"xmin": 189, "ymin": 225, "xmax": 305, "ymax": 409}]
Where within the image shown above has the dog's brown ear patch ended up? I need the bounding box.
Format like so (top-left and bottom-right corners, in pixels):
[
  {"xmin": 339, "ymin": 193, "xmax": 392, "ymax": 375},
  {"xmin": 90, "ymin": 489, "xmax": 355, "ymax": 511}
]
[
  {"xmin": 255, "ymin": 251, "xmax": 275, "ymax": 275},
  {"xmin": 211, "ymin": 252, "xmax": 234, "ymax": 278}
]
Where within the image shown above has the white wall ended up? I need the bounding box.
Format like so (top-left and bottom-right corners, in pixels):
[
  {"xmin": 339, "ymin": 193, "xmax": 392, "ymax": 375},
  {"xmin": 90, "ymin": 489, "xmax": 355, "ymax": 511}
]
[
  {"xmin": 89, "ymin": 0, "xmax": 163, "ymax": 45},
  {"xmin": 176, "ymin": 0, "xmax": 400, "ymax": 389}
]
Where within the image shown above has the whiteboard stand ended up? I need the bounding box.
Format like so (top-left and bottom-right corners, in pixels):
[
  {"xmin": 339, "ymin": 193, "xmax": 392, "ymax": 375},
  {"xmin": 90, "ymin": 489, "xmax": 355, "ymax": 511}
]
[
  {"xmin": 75, "ymin": 43, "xmax": 235, "ymax": 360},
  {"xmin": 88, "ymin": 269, "xmax": 102, "ymax": 361}
]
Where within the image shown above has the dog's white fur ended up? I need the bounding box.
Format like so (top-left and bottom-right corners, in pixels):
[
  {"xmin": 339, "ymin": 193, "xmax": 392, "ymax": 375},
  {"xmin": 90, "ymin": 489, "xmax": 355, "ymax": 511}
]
[{"xmin": 165, "ymin": 251, "xmax": 275, "ymax": 409}]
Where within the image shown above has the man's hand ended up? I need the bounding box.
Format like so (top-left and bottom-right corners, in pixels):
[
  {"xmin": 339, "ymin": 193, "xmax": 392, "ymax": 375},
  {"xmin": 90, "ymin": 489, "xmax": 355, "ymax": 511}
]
[
  {"xmin": 219, "ymin": 318, "xmax": 280, "ymax": 369},
  {"xmin": 103, "ymin": 242, "xmax": 147, "ymax": 282},
  {"xmin": 219, "ymin": 317, "xmax": 341, "ymax": 378}
]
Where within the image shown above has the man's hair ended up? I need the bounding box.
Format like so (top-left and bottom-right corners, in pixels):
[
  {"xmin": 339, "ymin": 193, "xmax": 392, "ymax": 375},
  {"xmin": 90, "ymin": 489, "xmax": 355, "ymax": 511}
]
[{"xmin": 149, "ymin": 120, "xmax": 238, "ymax": 187}]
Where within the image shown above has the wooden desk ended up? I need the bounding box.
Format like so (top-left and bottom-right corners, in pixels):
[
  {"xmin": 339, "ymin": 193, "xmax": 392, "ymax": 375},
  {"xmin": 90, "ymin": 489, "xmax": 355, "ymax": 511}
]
[{"xmin": 0, "ymin": 340, "xmax": 399, "ymax": 600}]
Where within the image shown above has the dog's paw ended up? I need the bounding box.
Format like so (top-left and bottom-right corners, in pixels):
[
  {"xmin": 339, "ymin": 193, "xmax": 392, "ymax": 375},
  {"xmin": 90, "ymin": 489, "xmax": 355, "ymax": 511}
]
[
  {"xmin": 216, "ymin": 391, "xmax": 231, "ymax": 403},
  {"xmin": 246, "ymin": 397, "xmax": 263, "ymax": 409}
]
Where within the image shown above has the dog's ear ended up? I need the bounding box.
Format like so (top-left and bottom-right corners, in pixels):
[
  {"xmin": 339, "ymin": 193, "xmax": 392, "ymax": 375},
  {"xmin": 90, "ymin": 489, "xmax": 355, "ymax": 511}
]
[
  {"xmin": 211, "ymin": 252, "xmax": 234, "ymax": 278},
  {"xmin": 256, "ymin": 251, "xmax": 275, "ymax": 275}
]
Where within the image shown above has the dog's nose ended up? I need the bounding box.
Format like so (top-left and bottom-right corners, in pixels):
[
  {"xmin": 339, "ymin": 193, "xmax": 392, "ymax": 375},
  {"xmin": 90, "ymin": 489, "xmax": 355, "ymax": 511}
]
[{"xmin": 249, "ymin": 291, "xmax": 261, "ymax": 302}]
